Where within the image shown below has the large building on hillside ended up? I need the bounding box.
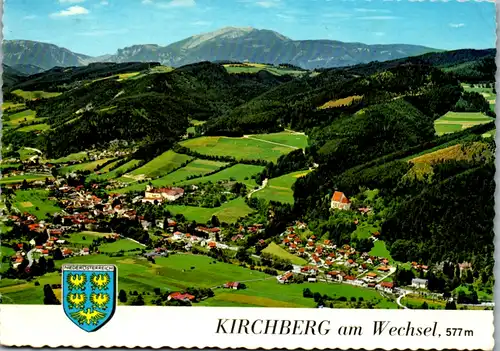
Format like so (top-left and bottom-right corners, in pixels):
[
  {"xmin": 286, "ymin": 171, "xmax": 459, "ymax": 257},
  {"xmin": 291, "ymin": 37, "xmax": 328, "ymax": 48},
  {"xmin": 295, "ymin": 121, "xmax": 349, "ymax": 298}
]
[
  {"xmin": 330, "ymin": 191, "xmax": 351, "ymax": 211},
  {"xmin": 142, "ymin": 185, "xmax": 185, "ymax": 204}
]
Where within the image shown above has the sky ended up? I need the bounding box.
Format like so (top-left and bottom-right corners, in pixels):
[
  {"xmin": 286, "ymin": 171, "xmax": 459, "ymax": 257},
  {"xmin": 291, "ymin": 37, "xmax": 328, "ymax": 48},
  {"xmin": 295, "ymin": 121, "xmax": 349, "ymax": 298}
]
[{"xmin": 3, "ymin": 0, "xmax": 497, "ymax": 56}]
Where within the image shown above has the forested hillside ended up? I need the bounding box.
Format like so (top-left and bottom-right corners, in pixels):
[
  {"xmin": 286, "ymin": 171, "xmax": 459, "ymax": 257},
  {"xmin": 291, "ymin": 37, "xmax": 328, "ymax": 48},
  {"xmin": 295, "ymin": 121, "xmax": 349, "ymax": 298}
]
[{"xmin": 2, "ymin": 48, "xmax": 495, "ymax": 275}]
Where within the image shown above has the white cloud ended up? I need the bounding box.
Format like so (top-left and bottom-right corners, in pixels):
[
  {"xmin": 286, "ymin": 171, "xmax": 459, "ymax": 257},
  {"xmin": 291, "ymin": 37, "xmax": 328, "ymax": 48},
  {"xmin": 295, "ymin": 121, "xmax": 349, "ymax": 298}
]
[
  {"xmin": 142, "ymin": 0, "xmax": 153, "ymax": 3},
  {"xmin": 449, "ymin": 23, "xmax": 465, "ymax": 28},
  {"xmin": 50, "ymin": 6, "xmax": 90, "ymax": 17},
  {"xmin": 77, "ymin": 28, "xmax": 129, "ymax": 36},
  {"xmin": 354, "ymin": 8, "xmax": 391, "ymax": 13},
  {"xmin": 357, "ymin": 15, "xmax": 398, "ymax": 20},
  {"xmin": 256, "ymin": 0, "xmax": 280, "ymax": 8},
  {"xmin": 276, "ymin": 13, "xmax": 294, "ymax": 19},
  {"xmin": 100, "ymin": 0, "xmax": 109, "ymax": 5},
  {"xmin": 23, "ymin": 15, "xmax": 37, "ymax": 20},
  {"xmin": 58, "ymin": 0, "xmax": 85, "ymax": 3},
  {"xmin": 190, "ymin": 20, "xmax": 212, "ymax": 26},
  {"xmin": 373, "ymin": 31, "xmax": 386, "ymax": 36},
  {"xmin": 322, "ymin": 13, "xmax": 352, "ymax": 18},
  {"xmin": 156, "ymin": 0, "xmax": 196, "ymax": 7}
]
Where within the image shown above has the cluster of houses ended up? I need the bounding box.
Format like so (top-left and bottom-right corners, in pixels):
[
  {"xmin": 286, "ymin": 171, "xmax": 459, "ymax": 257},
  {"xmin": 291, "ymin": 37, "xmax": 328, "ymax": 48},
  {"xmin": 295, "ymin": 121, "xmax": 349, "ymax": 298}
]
[
  {"xmin": 281, "ymin": 227, "xmax": 392, "ymax": 275},
  {"xmin": 277, "ymin": 268, "xmax": 396, "ymax": 293},
  {"xmin": 8, "ymin": 213, "xmax": 105, "ymax": 269}
]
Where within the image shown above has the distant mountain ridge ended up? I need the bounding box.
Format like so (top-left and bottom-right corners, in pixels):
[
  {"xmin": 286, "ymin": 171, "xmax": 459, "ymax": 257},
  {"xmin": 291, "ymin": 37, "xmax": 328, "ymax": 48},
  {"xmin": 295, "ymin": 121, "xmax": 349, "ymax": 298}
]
[
  {"xmin": 2, "ymin": 40, "xmax": 94, "ymax": 71},
  {"xmin": 4, "ymin": 27, "xmax": 443, "ymax": 70}
]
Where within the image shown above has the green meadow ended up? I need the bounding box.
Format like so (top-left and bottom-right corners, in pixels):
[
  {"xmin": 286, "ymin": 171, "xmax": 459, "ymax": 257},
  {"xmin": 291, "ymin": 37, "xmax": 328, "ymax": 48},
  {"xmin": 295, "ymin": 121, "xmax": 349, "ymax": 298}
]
[
  {"xmin": 434, "ymin": 112, "xmax": 494, "ymax": 136},
  {"xmin": 89, "ymin": 159, "xmax": 142, "ymax": 182},
  {"xmin": 254, "ymin": 170, "xmax": 311, "ymax": 204},
  {"xmin": 166, "ymin": 197, "xmax": 254, "ymax": 224},
  {"xmin": 123, "ymin": 151, "xmax": 193, "ymax": 180},
  {"xmin": 14, "ymin": 190, "xmax": 60, "ymax": 219},
  {"xmin": 0, "ymin": 174, "xmax": 50, "ymax": 185},
  {"xmin": 59, "ymin": 158, "xmax": 115, "ymax": 175},
  {"xmin": 249, "ymin": 131, "xmax": 308, "ymax": 149},
  {"xmin": 50, "ymin": 152, "xmax": 88, "ymax": 164},
  {"xmin": 12, "ymin": 89, "xmax": 62, "ymax": 100},
  {"xmin": 178, "ymin": 164, "xmax": 264, "ymax": 189},
  {"xmin": 261, "ymin": 242, "xmax": 308, "ymax": 266},
  {"xmin": 115, "ymin": 159, "xmax": 227, "ymax": 193},
  {"xmin": 180, "ymin": 136, "xmax": 295, "ymax": 162}
]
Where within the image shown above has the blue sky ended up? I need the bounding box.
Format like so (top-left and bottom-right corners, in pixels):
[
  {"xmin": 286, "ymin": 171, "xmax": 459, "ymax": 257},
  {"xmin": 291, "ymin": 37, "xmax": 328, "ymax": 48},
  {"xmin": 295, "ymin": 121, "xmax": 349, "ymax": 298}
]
[{"xmin": 4, "ymin": 0, "xmax": 497, "ymax": 56}]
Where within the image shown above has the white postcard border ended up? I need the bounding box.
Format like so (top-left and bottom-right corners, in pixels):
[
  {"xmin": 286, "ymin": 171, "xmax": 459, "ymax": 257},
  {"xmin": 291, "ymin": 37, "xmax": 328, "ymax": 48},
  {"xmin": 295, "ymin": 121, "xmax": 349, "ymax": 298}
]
[{"xmin": 0, "ymin": 305, "xmax": 494, "ymax": 350}]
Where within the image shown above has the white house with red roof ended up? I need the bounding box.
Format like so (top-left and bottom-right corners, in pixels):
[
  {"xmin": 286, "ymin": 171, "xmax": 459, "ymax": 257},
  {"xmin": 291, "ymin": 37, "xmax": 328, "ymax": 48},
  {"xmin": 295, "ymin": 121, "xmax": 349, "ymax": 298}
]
[{"xmin": 330, "ymin": 191, "xmax": 351, "ymax": 210}]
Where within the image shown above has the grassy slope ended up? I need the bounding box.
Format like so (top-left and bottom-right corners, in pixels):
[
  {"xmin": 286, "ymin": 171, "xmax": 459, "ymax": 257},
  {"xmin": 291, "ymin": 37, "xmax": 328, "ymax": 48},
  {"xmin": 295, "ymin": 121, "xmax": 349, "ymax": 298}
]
[
  {"xmin": 434, "ymin": 112, "xmax": 494, "ymax": 136},
  {"xmin": 124, "ymin": 151, "xmax": 193, "ymax": 179},
  {"xmin": 180, "ymin": 136, "xmax": 294, "ymax": 162},
  {"xmin": 166, "ymin": 197, "xmax": 254, "ymax": 224},
  {"xmin": 249, "ymin": 131, "xmax": 308, "ymax": 149},
  {"xmin": 254, "ymin": 170, "xmax": 311, "ymax": 204},
  {"xmin": 14, "ymin": 190, "xmax": 60, "ymax": 219},
  {"xmin": 179, "ymin": 164, "xmax": 264, "ymax": 189},
  {"xmin": 114, "ymin": 159, "xmax": 227, "ymax": 193},
  {"xmin": 262, "ymin": 242, "xmax": 308, "ymax": 265}
]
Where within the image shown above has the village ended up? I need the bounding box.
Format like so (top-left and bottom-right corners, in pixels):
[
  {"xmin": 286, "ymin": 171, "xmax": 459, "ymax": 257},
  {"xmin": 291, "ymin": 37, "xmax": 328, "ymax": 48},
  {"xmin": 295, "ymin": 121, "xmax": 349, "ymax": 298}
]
[{"xmin": 1, "ymin": 158, "xmax": 441, "ymax": 309}]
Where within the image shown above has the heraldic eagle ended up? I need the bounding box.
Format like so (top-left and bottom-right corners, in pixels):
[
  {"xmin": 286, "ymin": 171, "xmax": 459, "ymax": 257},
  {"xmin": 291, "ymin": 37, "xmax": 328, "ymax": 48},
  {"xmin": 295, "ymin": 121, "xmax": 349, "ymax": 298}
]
[
  {"xmin": 90, "ymin": 273, "xmax": 110, "ymax": 290},
  {"xmin": 90, "ymin": 293, "xmax": 110, "ymax": 309},
  {"xmin": 70, "ymin": 308, "xmax": 106, "ymax": 325},
  {"xmin": 66, "ymin": 273, "xmax": 86, "ymax": 290}
]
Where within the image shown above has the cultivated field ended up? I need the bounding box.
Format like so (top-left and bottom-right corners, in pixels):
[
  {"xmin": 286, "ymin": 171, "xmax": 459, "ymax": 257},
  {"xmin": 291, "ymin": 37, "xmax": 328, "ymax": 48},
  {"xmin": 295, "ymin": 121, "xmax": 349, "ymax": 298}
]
[
  {"xmin": 65, "ymin": 232, "xmax": 111, "ymax": 247},
  {"xmin": 89, "ymin": 159, "xmax": 142, "ymax": 182},
  {"xmin": 249, "ymin": 131, "xmax": 308, "ymax": 149},
  {"xmin": 14, "ymin": 190, "xmax": 60, "ymax": 219},
  {"xmin": 12, "ymin": 89, "xmax": 62, "ymax": 100},
  {"xmin": 4, "ymin": 109, "xmax": 38, "ymax": 126},
  {"xmin": 254, "ymin": 170, "xmax": 311, "ymax": 204},
  {"xmin": 409, "ymin": 142, "xmax": 491, "ymax": 165},
  {"xmin": 0, "ymin": 174, "xmax": 50, "ymax": 185},
  {"xmin": 0, "ymin": 253, "xmax": 396, "ymax": 308},
  {"xmin": 115, "ymin": 159, "xmax": 227, "ymax": 193},
  {"xmin": 261, "ymin": 242, "xmax": 308, "ymax": 265},
  {"xmin": 434, "ymin": 112, "xmax": 494, "ymax": 136},
  {"xmin": 17, "ymin": 123, "xmax": 51, "ymax": 132},
  {"xmin": 318, "ymin": 95, "xmax": 363, "ymax": 110},
  {"xmin": 99, "ymin": 239, "xmax": 145, "ymax": 253},
  {"xmin": 223, "ymin": 63, "xmax": 305, "ymax": 76},
  {"xmin": 59, "ymin": 158, "xmax": 115, "ymax": 175},
  {"xmin": 462, "ymin": 84, "xmax": 496, "ymax": 112},
  {"xmin": 200, "ymin": 279, "xmax": 398, "ymax": 308},
  {"xmin": 166, "ymin": 197, "xmax": 254, "ymax": 224},
  {"xmin": 178, "ymin": 164, "xmax": 264, "ymax": 189},
  {"xmin": 123, "ymin": 151, "xmax": 193, "ymax": 180},
  {"xmin": 2, "ymin": 102, "xmax": 25, "ymax": 111},
  {"xmin": 180, "ymin": 136, "xmax": 294, "ymax": 162},
  {"xmin": 50, "ymin": 152, "xmax": 88, "ymax": 164}
]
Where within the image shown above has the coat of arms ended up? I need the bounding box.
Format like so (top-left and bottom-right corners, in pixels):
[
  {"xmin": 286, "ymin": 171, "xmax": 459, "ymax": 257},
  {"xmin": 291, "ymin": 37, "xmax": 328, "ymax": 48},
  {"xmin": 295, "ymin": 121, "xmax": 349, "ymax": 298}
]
[{"xmin": 62, "ymin": 264, "xmax": 117, "ymax": 332}]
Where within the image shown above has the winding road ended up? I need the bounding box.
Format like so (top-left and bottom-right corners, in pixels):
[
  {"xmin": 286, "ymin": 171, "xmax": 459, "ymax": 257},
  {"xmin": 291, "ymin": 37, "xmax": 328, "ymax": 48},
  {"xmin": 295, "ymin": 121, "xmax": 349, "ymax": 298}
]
[
  {"xmin": 247, "ymin": 178, "xmax": 268, "ymax": 199},
  {"xmin": 396, "ymin": 291, "xmax": 410, "ymax": 309}
]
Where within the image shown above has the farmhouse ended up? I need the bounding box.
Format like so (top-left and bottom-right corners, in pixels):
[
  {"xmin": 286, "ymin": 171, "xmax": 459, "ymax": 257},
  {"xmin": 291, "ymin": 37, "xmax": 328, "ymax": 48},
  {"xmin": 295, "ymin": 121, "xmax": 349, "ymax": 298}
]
[
  {"xmin": 168, "ymin": 292, "xmax": 195, "ymax": 302},
  {"xmin": 330, "ymin": 191, "xmax": 351, "ymax": 211},
  {"xmin": 411, "ymin": 278, "xmax": 429, "ymax": 289},
  {"xmin": 378, "ymin": 281, "xmax": 395, "ymax": 293},
  {"xmin": 223, "ymin": 282, "xmax": 241, "ymax": 290},
  {"xmin": 142, "ymin": 186, "xmax": 185, "ymax": 204},
  {"xmin": 278, "ymin": 271, "xmax": 294, "ymax": 284}
]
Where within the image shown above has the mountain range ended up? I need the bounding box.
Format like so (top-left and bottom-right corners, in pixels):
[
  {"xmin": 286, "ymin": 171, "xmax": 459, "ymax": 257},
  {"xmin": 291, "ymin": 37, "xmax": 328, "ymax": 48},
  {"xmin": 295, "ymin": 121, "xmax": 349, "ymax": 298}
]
[{"xmin": 3, "ymin": 27, "xmax": 442, "ymax": 73}]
